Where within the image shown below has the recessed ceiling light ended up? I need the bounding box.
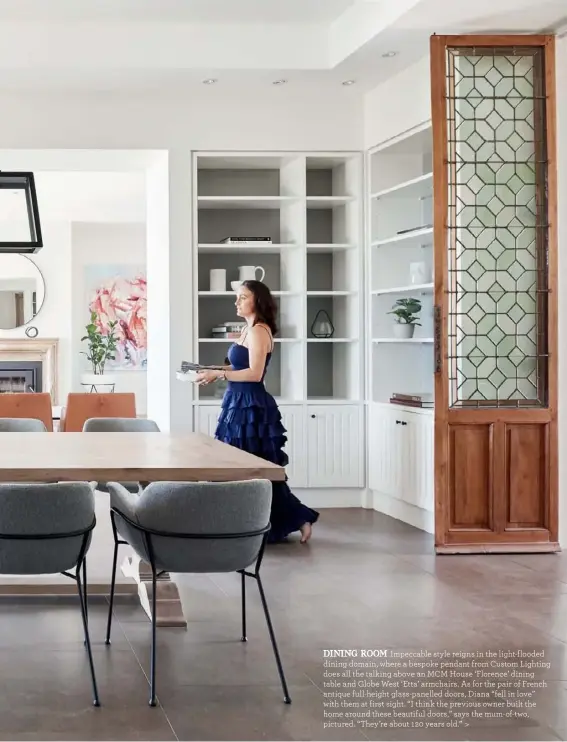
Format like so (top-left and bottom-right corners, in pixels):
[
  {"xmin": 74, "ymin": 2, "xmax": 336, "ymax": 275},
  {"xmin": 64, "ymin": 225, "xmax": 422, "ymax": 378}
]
[
  {"xmin": 272, "ymin": 79, "xmax": 288, "ymax": 85},
  {"xmin": 382, "ymin": 51, "xmax": 398, "ymax": 58},
  {"xmin": 202, "ymin": 78, "xmax": 218, "ymax": 84},
  {"xmin": 342, "ymin": 80, "xmax": 356, "ymax": 86}
]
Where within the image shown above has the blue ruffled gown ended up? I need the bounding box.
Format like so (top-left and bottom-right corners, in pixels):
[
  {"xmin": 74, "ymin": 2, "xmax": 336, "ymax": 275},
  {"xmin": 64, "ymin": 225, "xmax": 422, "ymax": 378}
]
[{"xmin": 215, "ymin": 342, "xmax": 319, "ymax": 542}]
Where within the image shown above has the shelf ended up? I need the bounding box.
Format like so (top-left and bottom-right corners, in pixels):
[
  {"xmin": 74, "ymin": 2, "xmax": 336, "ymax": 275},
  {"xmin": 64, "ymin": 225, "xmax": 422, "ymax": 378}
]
[
  {"xmin": 198, "ymin": 338, "xmax": 299, "ymax": 343},
  {"xmin": 372, "ymin": 401, "xmax": 434, "ymax": 416},
  {"xmin": 307, "ymin": 338, "xmax": 356, "ymax": 343},
  {"xmin": 372, "ymin": 283, "xmax": 434, "ymax": 296},
  {"xmin": 306, "ymin": 290, "xmax": 353, "ymax": 297},
  {"xmin": 372, "ymin": 227, "xmax": 433, "ymax": 248},
  {"xmin": 306, "ymin": 196, "xmax": 355, "ymax": 209},
  {"xmin": 372, "ymin": 338, "xmax": 434, "ymax": 344},
  {"xmin": 371, "ymin": 173, "xmax": 433, "ymax": 201},
  {"xmin": 198, "ymin": 243, "xmax": 296, "ymax": 254},
  {"xmin": 197, "ymin": 196, "xmax": 298, "ymax": 210},
  {"xmin": 194, "ymin": 397, "xmax": 295, "ymax": 406},
  {"xmin": 195, "ymin": 152, "xmax": 363, "ymax": 406},
  {"xmin": 198, "ymin": 291, "xmax": 292, "ymax": 297},
  {"xmin": 307, "ymin": 397, "xmax": 361, "ymax": 404},
  {"xmin": 306, "ymin": 243, "xmax": 355, "ymax": 252}
]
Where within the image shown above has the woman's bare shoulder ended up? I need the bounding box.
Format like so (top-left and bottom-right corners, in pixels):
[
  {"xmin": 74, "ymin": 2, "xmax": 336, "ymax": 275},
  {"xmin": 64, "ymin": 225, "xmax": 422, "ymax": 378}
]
[{"xmin": 249, "ymin": 323, "xmax": 273, "ymax": 345}]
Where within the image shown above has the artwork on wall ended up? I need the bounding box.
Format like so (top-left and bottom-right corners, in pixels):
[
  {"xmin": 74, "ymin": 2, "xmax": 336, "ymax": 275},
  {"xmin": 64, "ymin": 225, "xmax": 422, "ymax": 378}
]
[{"xmin": 84, "ymin": 265, "xmax": 147, "ymax": 370}]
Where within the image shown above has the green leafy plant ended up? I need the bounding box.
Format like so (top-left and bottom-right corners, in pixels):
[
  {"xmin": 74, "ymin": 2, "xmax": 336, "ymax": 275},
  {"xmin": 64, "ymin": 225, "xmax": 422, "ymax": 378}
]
[
  {"xmin": 388, "ymin": 298, "xmax": 422, "ymax": 325},
  {"xmin": 81, "ymin": 311, "xmax": 118, "ymax": 375}
]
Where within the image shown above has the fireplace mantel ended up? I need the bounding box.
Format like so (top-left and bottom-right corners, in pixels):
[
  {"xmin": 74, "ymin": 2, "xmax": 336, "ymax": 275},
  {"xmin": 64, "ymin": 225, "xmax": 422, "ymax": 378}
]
[{"xmin": 0, "ymin": 339, "xmax": 58, "ymax": 403}]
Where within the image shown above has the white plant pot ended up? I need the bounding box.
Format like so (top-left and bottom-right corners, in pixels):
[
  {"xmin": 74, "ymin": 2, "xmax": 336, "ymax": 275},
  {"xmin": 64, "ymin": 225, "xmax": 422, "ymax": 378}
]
[
  {"xmin": 80, "ymin": 372, "xmax": 117, "ymax": 390},
  {"xmin": 392, "ymin": 323, "xmax": 415, "ymax": 339}
]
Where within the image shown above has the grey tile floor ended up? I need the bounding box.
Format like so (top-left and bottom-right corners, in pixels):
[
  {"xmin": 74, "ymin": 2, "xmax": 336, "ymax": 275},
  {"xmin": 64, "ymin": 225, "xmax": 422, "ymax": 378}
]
[{"xmin": 0, "ymin": 509, "xmax": 566, "ymax": 741}]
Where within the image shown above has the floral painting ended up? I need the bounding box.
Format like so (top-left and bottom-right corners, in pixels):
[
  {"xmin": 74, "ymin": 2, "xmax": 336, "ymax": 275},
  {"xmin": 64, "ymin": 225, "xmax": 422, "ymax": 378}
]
[{"xmin": 85, "ymin": 265, "xmax": 147, "ymax": 370}]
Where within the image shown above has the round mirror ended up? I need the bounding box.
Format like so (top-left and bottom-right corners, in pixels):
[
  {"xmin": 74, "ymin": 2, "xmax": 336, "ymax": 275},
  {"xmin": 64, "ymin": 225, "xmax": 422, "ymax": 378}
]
[{"xmin": 0, "ymin": 254, "xmax": 45, "ymax": 330}]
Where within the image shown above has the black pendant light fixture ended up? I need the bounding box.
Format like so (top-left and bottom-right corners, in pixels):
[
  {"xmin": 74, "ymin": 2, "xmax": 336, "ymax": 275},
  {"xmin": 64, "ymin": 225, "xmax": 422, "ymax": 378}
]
[{"xmin": 0, "ymin": 172, "xmax": 42, "ymax": 253}]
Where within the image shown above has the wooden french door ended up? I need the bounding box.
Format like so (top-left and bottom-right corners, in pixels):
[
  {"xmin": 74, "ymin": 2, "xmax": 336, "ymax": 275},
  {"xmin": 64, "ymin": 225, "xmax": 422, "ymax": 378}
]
[{"xmin": 430, "ymin": 35, "xmax": 558, "ymax": 553}]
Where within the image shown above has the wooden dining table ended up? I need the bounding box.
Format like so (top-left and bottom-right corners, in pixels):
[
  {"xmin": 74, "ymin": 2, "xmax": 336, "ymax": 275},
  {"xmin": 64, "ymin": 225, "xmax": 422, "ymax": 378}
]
[{"xmin": 0, "ymin": 432, "xmax": 285, "ymax": 627}]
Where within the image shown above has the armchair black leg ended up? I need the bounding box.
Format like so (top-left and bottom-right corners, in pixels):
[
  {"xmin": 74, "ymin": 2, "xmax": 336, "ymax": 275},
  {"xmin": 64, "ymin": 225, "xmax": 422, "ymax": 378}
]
[
  {"xmin": 256, "ymin": 575, "xmax": 291, "ymax": 704},
  {"xmin": 83, "ymin": 559, "xmax": 88, "ymax": 625},
  {"xmin": 149, "ymin": 567, "xmax": 158, "ymax": 707},
  {"xmin": 76, "ymin": 562, "xmax": 101, "ymax": 707},
  {"xmin": 240, "ymin": 571, "xmax": 247, "ymax": 642},
  {"xmin": 105, "ymin": 537, "xmax": 120, "ymax": 645}
]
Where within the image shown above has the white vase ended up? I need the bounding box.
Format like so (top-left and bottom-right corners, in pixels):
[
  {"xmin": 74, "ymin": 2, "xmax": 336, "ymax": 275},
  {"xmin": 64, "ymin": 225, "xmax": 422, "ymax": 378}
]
[
  {"xmin": 409, "ymin": 261, "xmax": 430, "ymax": 285},
  {"xmin": 392, "ymin": 323, "xmax": 415, "ymax": 339},
  {"xmin": 209, "ymin": 269, "xmax": 226, "ymax": 292}
]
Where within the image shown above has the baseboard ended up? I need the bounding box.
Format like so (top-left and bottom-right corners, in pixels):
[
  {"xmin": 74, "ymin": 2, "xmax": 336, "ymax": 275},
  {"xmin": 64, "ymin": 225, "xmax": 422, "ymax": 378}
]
[
  {"xmin": 370, "ymin": 489, "xmax": 434, "ymax": 533},
  {"xmin": 294, "ymin": 488, "xmax": 364, "ymax": 508}
]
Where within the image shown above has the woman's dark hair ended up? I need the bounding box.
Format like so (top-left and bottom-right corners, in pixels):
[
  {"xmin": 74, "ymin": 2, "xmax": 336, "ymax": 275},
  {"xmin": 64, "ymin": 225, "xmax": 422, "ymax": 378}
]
[{"xmin": 241, "ymin": 280, "xmax": 278, "ymax": 336}]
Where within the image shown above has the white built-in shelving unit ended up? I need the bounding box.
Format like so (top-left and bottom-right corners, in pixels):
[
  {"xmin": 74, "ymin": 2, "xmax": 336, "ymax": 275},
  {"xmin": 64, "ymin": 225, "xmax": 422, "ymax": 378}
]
[
  {"xmin": 366, "ymin": 123, "xmax": 435, "ymax": 531},
  {"xmin": 190, "ymin": 152, "xmax": 365, "ymax": 492}
]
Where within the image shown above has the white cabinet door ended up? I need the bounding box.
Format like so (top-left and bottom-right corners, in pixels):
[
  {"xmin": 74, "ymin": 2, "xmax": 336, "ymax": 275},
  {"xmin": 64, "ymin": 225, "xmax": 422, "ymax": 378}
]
[
  {"xmin": 411, "ymin": 412, "xmax": 434, "ymax": 511},
  {"xmin": 368, "ymin": 404, "xmax": 395, "ymax": 496},
  {"xmin": 196, "ymin": 405, "xmax": 222, "ymax": 437},
  {"xmin": 368, "ymin": 404, "xmax": 434, "ymax": 509},
  {"xmin": 279, "ymin": 405, "xmax": 307, "ymax": 488},
  {"xmin": 368, "ymin": 404, "xmax": 404, "ymax": 498},
  {"xmin": 307, "ymin": 405, "xmax": 363, "ymax": 488}
]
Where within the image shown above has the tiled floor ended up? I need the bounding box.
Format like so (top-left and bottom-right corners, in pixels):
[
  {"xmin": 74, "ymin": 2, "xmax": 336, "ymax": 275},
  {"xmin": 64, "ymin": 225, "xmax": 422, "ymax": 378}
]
[{"xmin": 0, "ymin": 509, "xmax": 566, "ymax": 741}]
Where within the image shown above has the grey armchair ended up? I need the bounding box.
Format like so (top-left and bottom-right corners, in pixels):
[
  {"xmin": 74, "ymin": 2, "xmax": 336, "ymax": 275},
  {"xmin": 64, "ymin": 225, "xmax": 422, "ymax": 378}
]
[
  {"xmin": 0, "ymin": 482, "xmax": 99, "ymax": 706},
  {"xmin": 0, "ymin": 418, "xmax": 47, "ymax": 432},
  {"xmin": 106, "ymin": 480, "xmax": 290, "ymax": 708},
  {"xmin": 83, "ymin": 417, "xmax": 160, "ymax": 492}
]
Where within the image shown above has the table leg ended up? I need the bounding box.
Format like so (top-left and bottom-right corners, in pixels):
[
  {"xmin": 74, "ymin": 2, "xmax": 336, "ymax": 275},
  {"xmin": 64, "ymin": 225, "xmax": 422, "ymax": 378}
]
[{"xmin": 120, "ymin": 553, "xmax": 187, "ymax": 628}]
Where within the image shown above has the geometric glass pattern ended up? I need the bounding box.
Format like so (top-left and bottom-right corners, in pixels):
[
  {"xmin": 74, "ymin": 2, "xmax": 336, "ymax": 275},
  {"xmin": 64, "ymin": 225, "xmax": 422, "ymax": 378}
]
[{"xmin": 445, "ymin": 47, "xmax": 549, "ymax": 407}]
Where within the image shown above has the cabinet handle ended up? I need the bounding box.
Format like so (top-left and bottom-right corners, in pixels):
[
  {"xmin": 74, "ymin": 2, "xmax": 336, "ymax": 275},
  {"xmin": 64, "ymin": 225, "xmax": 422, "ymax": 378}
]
[
  {"xmin": 395, "ymin": 420, "xmax": 408, "ymax": 426},
  {"xmin": 434, "ymin": 304, "xmax": 442, "ymax": 373},
  {"xmin": 310, "ymin": 414, "xmax": 316, "ymax": 418}
]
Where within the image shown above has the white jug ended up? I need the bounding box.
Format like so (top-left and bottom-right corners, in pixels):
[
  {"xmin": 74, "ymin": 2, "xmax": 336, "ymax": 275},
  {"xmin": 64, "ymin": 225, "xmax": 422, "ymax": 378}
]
[{"xmin": 239, "ymin": 265, "xmax": 265, "ymax": 282}]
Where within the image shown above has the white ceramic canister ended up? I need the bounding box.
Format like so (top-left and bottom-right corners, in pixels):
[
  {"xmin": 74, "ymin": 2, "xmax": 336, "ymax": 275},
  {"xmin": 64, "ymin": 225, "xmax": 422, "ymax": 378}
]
[{"xmin": 209, "ymin": 268, "xmax": 227, "ymax": 292}]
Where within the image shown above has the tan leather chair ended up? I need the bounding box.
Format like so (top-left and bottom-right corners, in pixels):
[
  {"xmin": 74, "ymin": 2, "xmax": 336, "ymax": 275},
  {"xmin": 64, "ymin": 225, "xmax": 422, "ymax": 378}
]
[
  {"xmin": 60, "ymin": 393, "xmax": 136, "ymax": 432},
  {"xmin": 0, "ymin": 393, "xmax": 53, "ymax": 432}
]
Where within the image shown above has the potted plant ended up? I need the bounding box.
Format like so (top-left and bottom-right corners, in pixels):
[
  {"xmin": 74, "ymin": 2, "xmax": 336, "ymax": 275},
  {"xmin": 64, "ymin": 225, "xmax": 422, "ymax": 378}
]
[
  {"xmin": 388, "ymin": 298, "xmax": 422, "ymax": 339},
  {"xmin": 80, "ymin": 311, "xmax": 119, "ymax": 390}
]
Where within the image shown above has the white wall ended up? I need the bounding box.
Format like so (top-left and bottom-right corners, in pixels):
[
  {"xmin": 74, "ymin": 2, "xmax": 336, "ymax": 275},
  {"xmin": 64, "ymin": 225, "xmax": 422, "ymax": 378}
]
[
  {"xmin": 0, "ymin": 90, "xmax": 363, "ymax": 152},
  {"xmin": 71, "ymin": 222, "xmax": 147, "ymax": 414},
  {"xmin": 364, "ymin": 55, "xmax": 430, "ymax": 148},
  {"xmin": 0, "ymin": 221, "xmax": 73, "ymax": 403}
]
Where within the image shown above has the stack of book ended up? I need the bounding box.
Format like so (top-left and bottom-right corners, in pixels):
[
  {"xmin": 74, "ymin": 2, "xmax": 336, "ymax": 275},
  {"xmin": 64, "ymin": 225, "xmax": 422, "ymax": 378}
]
[
  {"xmin": 211, "ymin": 321, "xmax": 246, "ymax": 340},
  {"xmin": 389, "ymin": 392, "xmax": 433, "ymax": 409},
  {"xmin": 220, "ymin": 236, "xmax": 272, "ymax": 247}
]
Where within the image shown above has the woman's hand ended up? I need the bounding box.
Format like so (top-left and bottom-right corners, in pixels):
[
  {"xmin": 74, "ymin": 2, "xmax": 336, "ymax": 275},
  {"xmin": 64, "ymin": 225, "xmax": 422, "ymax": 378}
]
[{"xmin": 195, "ymin": 369, "xmax": 220, "ymax": 386}]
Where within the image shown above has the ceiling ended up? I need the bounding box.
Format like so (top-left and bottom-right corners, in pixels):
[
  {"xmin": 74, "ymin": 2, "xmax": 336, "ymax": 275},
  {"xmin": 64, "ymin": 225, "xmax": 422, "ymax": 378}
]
[{"xmin": 0, "ymin": 0, "xmax": 563, "ymax": 93}]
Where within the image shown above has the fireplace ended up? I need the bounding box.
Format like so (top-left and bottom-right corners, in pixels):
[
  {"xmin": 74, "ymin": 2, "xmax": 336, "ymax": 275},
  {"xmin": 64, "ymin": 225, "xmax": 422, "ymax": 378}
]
[
  {"xmin": 0, "ymin": 339, "xmax": 58, "ymax": 403},
  {"xmin": 0, "ymin": 361, "xmax": 43, "ymax": 393}
]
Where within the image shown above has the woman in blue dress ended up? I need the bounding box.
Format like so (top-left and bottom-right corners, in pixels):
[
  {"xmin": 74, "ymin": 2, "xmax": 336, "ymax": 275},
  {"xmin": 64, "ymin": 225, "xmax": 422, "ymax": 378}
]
[{"xmin": 195, "ymin": 280, "xmax": 319, "ymax": 543}]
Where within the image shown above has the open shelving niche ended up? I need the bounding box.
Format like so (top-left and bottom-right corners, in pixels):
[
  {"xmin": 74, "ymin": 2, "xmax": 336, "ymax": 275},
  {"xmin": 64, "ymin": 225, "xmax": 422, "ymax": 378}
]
[
  {"xmin": 192, "ymin": 152, "xmax": 363, "ymax": 405},
  {"xmin": 367, "ymin": 124, "xmax": 435, "ymax": 413}
]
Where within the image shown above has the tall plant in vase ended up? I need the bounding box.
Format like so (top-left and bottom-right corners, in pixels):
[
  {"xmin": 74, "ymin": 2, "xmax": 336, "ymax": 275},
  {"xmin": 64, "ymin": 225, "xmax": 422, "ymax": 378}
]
[
  {"xmin": 80, "ymin": 311, "xmax": 119, "ymax": 390},
  {"xmin": 388, "ymin": 298, "xmax": 422, "ymax": 339}
]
